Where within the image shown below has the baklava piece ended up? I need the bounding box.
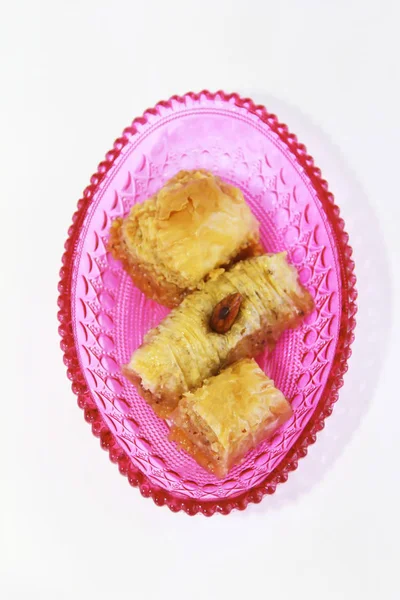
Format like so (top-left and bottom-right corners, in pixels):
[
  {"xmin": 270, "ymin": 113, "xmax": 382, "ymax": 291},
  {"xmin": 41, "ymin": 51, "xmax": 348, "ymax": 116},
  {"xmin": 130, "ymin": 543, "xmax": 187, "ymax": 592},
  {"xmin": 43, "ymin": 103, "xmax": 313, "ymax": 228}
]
[
  {"xmin": 108, "ymin": 169, "xmax": 261, "ymax": 307},
  {"xmin": 170, "ymin": 359, "xmax": 292, "ymax": 477},
  {"xmin": 123, "ymin": 253, "xmax": 313, "ymax": 417}
]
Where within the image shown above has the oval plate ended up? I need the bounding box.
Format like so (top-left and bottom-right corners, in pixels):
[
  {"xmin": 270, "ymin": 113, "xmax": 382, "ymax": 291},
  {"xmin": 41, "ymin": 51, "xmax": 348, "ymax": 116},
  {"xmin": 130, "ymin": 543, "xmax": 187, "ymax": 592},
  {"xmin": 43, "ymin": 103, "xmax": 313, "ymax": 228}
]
[{"xmin": 58, "ymin": 91, "xmax": 357, "ymax": 515}]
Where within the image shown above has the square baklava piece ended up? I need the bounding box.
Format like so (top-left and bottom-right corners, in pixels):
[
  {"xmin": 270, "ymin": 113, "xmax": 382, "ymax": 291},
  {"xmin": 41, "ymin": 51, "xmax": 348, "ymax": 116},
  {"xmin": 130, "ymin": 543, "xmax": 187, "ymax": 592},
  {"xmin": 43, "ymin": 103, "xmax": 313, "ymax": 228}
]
[
  {"xmin": 108, "ymin": 169, "xmax": 261, "ymax": 307},
  {"xmin": 169, "ymin": 359, "xmax": 292, "ymax": 478}
]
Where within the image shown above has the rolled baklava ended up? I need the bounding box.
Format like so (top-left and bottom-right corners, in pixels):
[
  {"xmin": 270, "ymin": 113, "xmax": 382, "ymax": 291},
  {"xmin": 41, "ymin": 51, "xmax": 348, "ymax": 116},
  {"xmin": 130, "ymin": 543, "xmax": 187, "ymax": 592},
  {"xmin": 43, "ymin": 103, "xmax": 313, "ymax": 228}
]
[{"xmin": 123, "ymin": 253, "xmax": 313, "ymax": 417}]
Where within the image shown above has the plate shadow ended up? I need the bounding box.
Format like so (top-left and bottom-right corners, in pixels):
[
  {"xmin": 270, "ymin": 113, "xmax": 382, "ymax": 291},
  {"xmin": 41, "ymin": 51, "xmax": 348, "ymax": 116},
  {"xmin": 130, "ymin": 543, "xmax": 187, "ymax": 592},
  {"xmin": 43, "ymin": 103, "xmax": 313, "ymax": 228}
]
[{"xmin": 236, "ymin": 91, "xmax": 392, "ymax": 514}]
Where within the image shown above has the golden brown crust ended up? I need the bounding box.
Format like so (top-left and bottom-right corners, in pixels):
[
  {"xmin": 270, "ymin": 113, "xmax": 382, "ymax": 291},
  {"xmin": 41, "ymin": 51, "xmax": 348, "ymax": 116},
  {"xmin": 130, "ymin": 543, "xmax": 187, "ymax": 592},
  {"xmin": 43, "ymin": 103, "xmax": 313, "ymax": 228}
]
[
  {"xmin": 108, "ymin": 217, "xmax": 263, "ymax": 308},
  {"xmin": 169, "ymin": 404, "xmax": 293, "ymax": 478},
  {"xmin": 169, "ymin": 425, "xmax": 221, "ymax": 476},
  {"xmin": 121, "ymin": 365, "xmax": 178, "ymax": 419},
  {"xmin": 108, "ymin": 218, "xmax": 186, "ymax": 308}
]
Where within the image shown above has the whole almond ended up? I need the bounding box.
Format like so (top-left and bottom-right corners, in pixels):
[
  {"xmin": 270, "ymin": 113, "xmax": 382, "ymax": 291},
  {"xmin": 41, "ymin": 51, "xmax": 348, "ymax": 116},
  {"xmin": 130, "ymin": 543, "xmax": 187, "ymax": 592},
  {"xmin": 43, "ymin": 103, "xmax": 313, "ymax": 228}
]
[{"xmin": 210, "ymin": 293, "xmax": 242, "ymax": 334}]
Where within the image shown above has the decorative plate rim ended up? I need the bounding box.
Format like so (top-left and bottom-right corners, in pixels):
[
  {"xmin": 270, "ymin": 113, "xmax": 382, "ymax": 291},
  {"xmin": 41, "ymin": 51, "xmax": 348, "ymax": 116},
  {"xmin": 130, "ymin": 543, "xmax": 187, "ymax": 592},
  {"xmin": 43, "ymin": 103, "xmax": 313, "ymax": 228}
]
[{"xmin": 58, "ymin": 90, "xmax": 357, "ymax": 516}]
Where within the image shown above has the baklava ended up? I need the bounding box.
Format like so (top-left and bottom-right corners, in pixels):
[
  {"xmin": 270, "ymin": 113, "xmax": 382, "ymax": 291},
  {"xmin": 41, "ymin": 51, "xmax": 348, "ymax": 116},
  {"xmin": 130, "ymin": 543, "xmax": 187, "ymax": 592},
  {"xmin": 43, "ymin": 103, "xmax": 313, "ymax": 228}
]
[
  {"xmin": 169, "ymin": 358, "xmax": 293, "ymax": 477},
  {"xmin": 123, "ymin": 253, "xmax": 313, "ymax": 417},
  {"xmin": 108, "ymin": 169, "xmax": 261, "ymax": 307}
]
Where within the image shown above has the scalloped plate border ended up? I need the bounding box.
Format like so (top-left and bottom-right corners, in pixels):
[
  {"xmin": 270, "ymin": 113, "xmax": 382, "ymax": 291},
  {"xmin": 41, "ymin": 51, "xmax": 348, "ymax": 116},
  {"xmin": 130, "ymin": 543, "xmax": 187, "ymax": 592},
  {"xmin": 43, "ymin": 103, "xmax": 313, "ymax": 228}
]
[{"xmin": 58, "ymin": 90, "xmax": 357, "ymax": 516}]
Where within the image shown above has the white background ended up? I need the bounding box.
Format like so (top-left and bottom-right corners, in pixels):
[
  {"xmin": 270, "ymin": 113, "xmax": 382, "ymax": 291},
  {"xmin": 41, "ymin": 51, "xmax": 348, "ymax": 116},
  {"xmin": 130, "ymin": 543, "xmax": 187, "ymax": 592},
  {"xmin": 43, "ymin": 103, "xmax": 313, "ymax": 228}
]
[{"xmin": 1, "ymin": 1, "xmax": 399, "ymax": 599}]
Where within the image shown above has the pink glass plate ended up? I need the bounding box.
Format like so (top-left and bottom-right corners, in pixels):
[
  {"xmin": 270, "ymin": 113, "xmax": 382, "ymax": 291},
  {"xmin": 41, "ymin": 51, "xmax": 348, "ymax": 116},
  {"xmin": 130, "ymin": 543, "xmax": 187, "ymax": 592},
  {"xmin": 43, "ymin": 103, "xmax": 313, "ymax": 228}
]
[{"xmin": 58, "ymin": 91, "xmax": 357, "ymax": 515}]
